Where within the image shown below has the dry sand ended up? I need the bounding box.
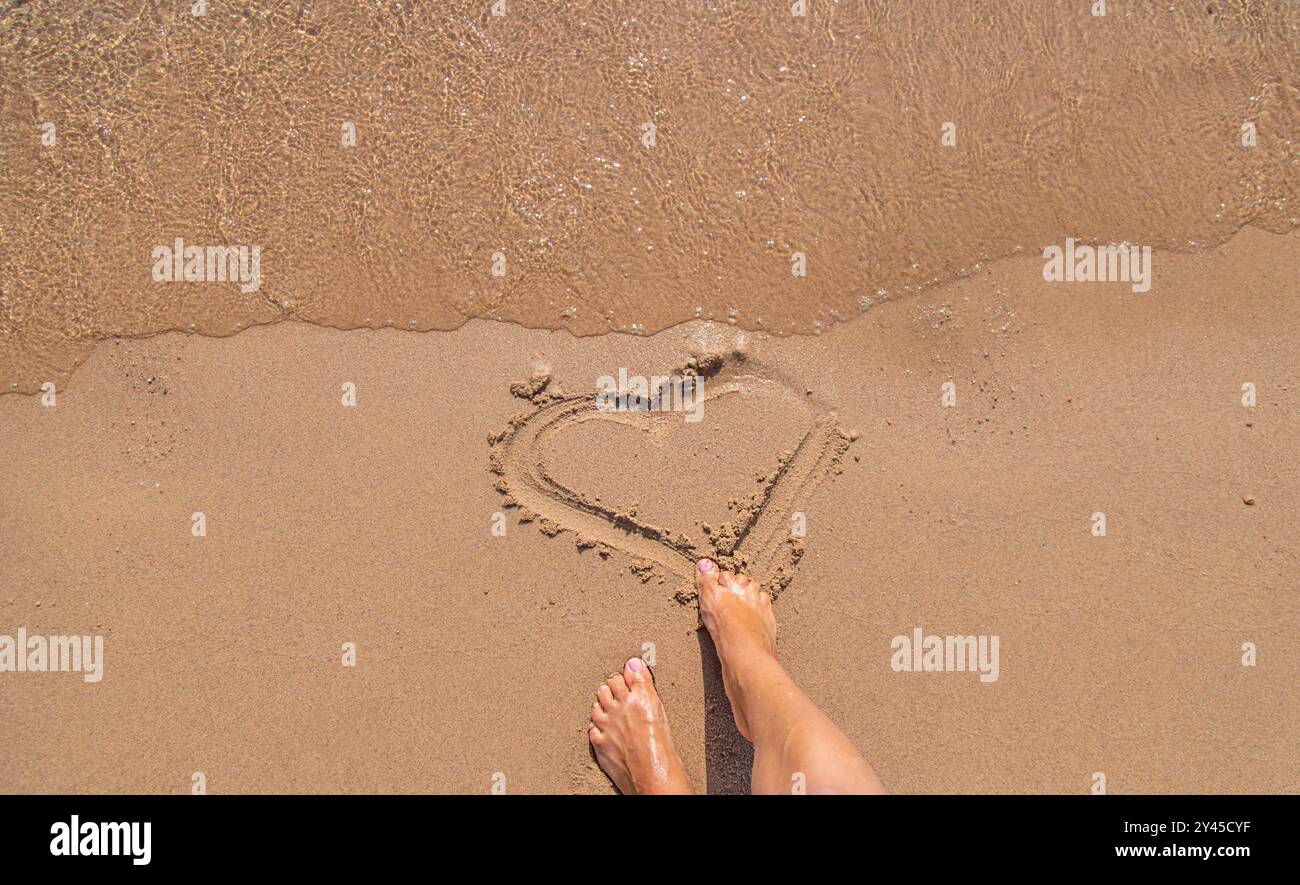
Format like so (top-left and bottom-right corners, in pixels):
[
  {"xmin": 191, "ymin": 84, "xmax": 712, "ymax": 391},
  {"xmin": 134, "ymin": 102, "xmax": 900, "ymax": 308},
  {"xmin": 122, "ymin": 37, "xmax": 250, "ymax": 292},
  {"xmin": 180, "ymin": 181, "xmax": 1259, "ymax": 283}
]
[{"xmin": 2, "ymin": 226, "xmax": 1296, "ymax": 794}]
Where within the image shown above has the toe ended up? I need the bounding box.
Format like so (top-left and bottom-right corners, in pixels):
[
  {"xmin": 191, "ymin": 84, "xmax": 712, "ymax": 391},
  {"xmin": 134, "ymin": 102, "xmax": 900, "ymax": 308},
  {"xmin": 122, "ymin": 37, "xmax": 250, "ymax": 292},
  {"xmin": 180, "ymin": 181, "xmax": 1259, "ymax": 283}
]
[
  {"xmin": 607, "ymin": 673, "xmax": 629, "ymax": 701},
  {"xmin": 622, "ymin": 656, "xmax": 650, "ymax": 692},
  {"xmin": 591, "ymin": 702, "xmax": 609, "ymax": 727},
  {"xmin": 597, "ymin": 683, "xmax": 615, "ymax": 710},
  {"xmin": 588, "ymin": 723, "xmax": 605, "ymax": 745},
  {"xmin": 695, "ymin": 558, "xmax": 719, "ymax": 594}
]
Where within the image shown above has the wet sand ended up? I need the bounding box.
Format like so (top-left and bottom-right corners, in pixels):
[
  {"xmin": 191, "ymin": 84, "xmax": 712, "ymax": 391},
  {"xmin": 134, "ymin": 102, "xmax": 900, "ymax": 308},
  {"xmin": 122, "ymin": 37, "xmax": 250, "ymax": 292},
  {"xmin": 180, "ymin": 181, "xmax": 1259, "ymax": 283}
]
[
  {"xmin": 2, "ymin": 1, "xmax": 1297, "ymax": 392},
  {"xmin": 2, "ymin": 227, "xmax": 1296, "ymax": 793}
]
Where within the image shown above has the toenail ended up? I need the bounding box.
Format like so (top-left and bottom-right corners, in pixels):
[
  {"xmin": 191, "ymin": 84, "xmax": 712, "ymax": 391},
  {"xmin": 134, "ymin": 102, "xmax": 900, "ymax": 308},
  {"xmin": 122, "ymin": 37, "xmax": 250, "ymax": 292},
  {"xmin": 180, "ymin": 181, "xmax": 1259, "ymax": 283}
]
[
  {"xmin": 698, "ymin": 559, "xmax": 715, "ymax": 574},
  {"xmin": 628, "ymin": 657, "xmax": 642, "ymax": 672}
]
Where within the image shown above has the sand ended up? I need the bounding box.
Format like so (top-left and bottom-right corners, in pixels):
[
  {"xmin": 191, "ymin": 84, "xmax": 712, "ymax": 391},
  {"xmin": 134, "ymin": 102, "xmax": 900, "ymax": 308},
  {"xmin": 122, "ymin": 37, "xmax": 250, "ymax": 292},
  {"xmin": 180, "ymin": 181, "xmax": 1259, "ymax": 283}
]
[
  {"xmin": 3, "ymin": 1, "xmax": 1297, "ymax": 393},
  {"xmin": 1, "ymin": 226, "xmax": 1296, "ymax": 794}
]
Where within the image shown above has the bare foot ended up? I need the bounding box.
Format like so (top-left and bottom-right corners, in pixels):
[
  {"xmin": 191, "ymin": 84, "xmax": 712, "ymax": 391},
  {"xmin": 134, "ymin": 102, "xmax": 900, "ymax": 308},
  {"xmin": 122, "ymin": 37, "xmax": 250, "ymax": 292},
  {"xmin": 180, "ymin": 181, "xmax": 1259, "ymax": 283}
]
[
  {"xmin": 588, "ymin": 657, "xmax": 694, "ymax": 794},
  {"xmin": 695, "ymin": 559, "xmax": 777, "ymax": 741}
]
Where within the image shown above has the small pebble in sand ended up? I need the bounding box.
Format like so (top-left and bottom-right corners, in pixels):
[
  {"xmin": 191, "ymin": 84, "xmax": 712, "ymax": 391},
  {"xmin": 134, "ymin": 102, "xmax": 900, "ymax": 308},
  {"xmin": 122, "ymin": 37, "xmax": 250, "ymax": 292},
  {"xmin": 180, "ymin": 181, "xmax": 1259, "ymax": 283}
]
[{"xmin": 1243, "ymin": 496, "xmax": 1255, "ymax": 506}]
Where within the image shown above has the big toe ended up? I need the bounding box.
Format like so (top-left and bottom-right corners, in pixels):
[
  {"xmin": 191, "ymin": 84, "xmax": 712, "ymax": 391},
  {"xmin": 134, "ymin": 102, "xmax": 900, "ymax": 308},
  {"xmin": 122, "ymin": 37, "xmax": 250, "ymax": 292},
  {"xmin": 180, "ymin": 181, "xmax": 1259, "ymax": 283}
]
[
  {"xmin": 622, "ymin": 656, "xmax": 652, "ymax": 694},
  {"xmin": 695, "ymin": 558, "xmax": 719, "ymax": 595}
]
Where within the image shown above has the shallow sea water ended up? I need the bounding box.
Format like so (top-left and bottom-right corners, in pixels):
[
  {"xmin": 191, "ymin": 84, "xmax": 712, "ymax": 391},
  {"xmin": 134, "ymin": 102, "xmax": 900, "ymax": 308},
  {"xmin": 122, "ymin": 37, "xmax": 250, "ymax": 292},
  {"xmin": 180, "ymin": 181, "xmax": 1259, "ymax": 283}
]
[{"xmin": 0, "ymin": 0, "xmax": 1295, "ymax": 391}]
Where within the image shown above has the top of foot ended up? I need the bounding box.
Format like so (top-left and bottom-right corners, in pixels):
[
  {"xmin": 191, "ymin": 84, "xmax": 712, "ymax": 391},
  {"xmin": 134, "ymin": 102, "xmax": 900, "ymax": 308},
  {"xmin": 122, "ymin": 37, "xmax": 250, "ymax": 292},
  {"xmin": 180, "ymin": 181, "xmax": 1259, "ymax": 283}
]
[
  {"xmin": 695, "ymin": 559, "xmax": 777, "ymax": 662},
  {"xmin": 588, "ymin": 657, "xmax": 693, "ymax": 795},
  {"xmin": 695, "ymin": 559, "xmax": 777, "ymax": 741}
]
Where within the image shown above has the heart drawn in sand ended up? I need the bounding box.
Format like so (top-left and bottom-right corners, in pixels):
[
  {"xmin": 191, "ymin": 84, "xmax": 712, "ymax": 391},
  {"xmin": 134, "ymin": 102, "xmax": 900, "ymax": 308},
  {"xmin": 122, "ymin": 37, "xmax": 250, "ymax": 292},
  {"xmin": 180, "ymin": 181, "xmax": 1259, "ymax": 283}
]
[{"xmin": 488, "ymin": 356, "xmax": 853, "ymax": 600}]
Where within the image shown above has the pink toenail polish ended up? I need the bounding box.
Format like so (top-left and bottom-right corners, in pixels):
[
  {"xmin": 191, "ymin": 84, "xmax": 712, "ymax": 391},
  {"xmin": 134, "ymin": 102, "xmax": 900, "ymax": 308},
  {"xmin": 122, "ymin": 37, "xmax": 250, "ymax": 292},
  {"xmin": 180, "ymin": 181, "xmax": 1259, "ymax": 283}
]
[
  {"xmin": 698, "ymin": 559, "xmax": 714, "ymax": 574},
  {"xmin": 628, "ymin": 658, "xmax": 642, "ymax": 672}
]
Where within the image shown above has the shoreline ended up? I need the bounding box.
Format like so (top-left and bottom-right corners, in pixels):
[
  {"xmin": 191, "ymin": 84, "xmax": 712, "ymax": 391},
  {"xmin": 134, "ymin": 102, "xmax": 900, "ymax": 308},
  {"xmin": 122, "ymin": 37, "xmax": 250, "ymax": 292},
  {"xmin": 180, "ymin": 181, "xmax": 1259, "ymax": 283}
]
[{"xmin": 5, "ymin": 222, "xmax": 1295, "ymax": 398}]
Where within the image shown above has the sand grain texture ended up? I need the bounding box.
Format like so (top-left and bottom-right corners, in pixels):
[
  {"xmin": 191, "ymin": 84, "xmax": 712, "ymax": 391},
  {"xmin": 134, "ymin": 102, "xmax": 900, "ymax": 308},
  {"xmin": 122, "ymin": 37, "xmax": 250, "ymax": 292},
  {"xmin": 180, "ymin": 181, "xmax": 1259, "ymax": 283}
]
[{"xmin": 1, "ymin": 228, "xmax": 1296, "ymax": 794}]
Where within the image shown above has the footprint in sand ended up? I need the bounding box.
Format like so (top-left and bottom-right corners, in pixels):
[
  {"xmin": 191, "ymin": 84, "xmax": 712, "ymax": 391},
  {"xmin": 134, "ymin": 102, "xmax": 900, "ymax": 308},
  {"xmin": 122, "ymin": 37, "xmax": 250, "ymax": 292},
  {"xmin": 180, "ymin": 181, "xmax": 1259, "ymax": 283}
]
[{"xmin": 488, "ymin": 352, "xmax": 854, "ymax": 602}]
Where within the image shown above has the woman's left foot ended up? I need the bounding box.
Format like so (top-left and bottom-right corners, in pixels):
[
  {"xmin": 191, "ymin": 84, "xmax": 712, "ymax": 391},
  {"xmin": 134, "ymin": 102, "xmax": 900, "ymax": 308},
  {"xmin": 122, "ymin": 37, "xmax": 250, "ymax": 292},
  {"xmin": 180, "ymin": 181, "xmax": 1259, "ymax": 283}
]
[{"xmin": 589, "ymin": 657, "xmax": 694, "ymax": 794}]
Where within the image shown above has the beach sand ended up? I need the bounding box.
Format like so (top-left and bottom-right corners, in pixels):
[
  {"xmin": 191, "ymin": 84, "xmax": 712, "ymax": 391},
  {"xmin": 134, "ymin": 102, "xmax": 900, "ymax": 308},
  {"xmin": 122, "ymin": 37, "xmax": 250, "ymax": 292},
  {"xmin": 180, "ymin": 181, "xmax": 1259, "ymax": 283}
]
[
  {"xmin": 3, "ymin": 1, "xmax": 1296, "ymax": 392},
  {"xmin": 2, "ymin": 226, "xmax": 1296, "ymax": 794}
]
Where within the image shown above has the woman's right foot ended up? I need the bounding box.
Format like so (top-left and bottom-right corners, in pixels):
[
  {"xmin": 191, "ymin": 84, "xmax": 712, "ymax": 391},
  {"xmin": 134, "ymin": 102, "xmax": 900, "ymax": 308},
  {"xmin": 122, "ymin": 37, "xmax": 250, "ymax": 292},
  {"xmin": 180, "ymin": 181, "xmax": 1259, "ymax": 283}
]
[{"xmin": 695, "ymin": 559, "xmax": 777, "ymax": 741}]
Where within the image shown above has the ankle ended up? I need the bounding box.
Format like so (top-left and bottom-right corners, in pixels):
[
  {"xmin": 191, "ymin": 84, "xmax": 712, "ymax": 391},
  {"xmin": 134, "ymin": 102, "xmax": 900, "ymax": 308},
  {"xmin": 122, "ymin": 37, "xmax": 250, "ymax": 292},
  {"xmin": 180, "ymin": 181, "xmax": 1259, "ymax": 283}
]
[
  {"xmin": 641, "ymin": 776, "xmax": 694, "ymax": 796},
  {"xmin": 709, "ymin": 616, "xmax": 776, "ymax": 661},
  {"xmin": 715, "ymin": 635, "xmax": 779, "ymax": 679},
  {"xmin": 635, "ymin": 760, "xmax": 694, "ymax": 795}
]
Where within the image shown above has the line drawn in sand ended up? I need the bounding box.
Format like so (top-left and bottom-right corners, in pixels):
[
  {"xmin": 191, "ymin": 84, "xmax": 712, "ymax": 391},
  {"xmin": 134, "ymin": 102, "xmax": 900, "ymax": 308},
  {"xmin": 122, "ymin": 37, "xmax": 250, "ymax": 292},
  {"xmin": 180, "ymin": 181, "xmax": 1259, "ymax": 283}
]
[{"xmin": 488, "ymin": 352, "xmax": 854, "ymax": 603}]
